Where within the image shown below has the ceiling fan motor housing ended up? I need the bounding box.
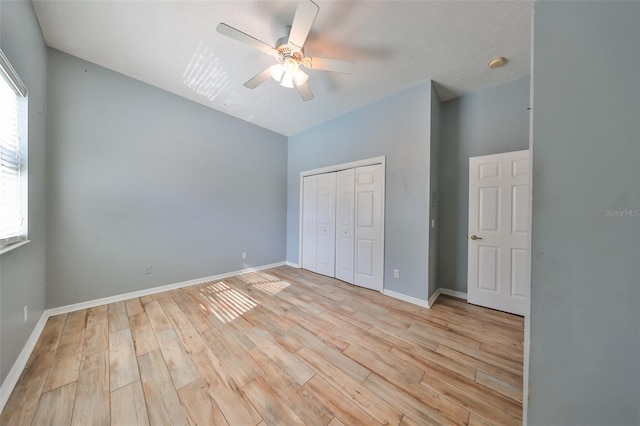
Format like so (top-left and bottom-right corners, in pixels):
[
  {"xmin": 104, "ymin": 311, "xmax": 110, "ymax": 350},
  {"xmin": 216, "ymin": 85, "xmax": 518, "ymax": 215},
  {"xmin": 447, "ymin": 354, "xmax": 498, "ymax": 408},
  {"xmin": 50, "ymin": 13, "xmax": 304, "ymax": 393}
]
[{"xmin": 275, "ymin": 33, "xmax": 304, "ymax": 65}]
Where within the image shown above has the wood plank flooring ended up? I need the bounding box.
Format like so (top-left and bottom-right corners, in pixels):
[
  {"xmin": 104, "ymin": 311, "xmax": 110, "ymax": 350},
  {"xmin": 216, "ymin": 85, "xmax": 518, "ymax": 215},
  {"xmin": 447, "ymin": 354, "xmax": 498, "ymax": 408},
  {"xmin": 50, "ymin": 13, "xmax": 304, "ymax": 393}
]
[{"xmin": 0, "ymin": 266, "xmax": 524, "ymax": 425}]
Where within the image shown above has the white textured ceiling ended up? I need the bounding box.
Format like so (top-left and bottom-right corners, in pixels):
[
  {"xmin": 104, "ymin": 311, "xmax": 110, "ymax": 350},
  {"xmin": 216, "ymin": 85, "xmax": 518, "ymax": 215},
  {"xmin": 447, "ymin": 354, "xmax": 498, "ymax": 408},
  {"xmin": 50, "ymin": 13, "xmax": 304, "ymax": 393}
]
[{"xmin": 32, "ymin": 0, "xmax": 532, "ymax": 136}]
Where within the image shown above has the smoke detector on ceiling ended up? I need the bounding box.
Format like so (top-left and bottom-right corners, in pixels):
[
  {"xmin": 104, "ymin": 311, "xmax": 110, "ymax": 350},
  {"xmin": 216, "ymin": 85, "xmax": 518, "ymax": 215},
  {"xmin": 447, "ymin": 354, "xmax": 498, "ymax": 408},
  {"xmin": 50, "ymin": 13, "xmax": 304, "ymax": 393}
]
[{"xmin": 488, "ymin": 57, "xmax": 507, "ymax": 69}]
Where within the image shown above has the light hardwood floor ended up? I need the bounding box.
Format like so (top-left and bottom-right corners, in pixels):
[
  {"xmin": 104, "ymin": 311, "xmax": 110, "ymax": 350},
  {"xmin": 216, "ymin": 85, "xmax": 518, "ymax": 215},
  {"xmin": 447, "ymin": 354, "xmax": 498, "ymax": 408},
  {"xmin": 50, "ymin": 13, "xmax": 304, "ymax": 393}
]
[{"xmin": 0, "ymin": 266, "xmax": 524, "ymax": 425}]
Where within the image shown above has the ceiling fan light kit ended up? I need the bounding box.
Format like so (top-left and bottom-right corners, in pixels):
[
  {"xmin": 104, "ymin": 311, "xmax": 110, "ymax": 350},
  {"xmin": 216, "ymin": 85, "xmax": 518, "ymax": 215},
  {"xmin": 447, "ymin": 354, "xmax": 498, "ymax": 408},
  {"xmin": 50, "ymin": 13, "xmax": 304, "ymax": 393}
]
[
  {"xmin": 216, "ymin": 0, "xmax": 354, "ymax": 102},
  {"xmin": 269, "ymin": 46, "xmax": 310, "ymax": 88}
]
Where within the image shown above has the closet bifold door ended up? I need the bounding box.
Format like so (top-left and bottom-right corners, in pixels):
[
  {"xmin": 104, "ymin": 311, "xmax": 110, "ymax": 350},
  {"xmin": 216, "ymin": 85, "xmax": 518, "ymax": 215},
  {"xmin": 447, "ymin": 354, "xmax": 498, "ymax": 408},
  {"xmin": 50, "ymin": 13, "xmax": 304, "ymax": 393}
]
[
  {"xmin": 302, "ymin": 175, "xmax": 318, "ymax": 272},
  {"xmin": 314, "ymin": 172, "xmax": 337, "ymax": 277},
  {"xmin": 335, "ymin": 169, "xmax": 355, "ymax": 284},
  {"xmin": 354, "ymin": 164, "xmax": 383, "ymax": 291}
]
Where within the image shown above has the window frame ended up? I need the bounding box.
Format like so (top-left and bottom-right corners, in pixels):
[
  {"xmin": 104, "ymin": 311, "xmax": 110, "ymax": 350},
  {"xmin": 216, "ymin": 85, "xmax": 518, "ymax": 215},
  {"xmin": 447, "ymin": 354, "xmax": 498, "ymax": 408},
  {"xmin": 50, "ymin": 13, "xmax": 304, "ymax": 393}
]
[{"xmin": 0, "ymin": 48, "xmax": 29, "ymax": 254}]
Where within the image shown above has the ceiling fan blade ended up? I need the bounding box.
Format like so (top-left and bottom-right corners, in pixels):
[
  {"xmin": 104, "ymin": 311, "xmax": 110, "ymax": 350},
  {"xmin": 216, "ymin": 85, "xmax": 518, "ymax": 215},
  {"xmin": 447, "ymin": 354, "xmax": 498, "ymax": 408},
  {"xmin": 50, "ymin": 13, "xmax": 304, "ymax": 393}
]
[
  {"xmin": 304, "ymin": 57, "xmax": 355, "ymax": 74},
  {"xmin": 295, "ymin": 81, "xmax": 314, "ymax": 101},
  {"xmin": 288, "ymin": 0, "xmax": 319, "ymax": 50},
  {"xmin": 217, "ymin": 23, "xmax": 276, "ymax": 57},
  {"xmin": 244, "ymin": 68, "xmax": 272, "ymax": 89}
]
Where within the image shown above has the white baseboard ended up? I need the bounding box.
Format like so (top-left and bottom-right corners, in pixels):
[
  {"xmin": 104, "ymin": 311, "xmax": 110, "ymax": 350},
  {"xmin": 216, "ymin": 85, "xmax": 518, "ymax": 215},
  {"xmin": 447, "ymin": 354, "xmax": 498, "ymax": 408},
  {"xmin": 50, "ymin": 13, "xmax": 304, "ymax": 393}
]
[
  {"xmin": 439, "ymin": 288, "xmax": 467, "ymax": 300},
  {"xmin": 285, "ymin": 261, "xmax": 300, "ymax": 268},
  {"xmin": 46, "ymin": 261, "xmax": 286, "ymax": 317},
  {"xmin": 383, "ymin": 287, "xmax": 468, "ymax": 310},
  {"xmin": 0, "ymin": 261, "xmax": 285, "ymax": 412},
  {"xmin": 382, "ymin": 289, "xmax": 430, "ymax": 309},
  {"xmin": 428, "ymin": 289, "xmax": 441, "ymax": 307},
  {"xmin": 0, "ymin": 312, "xmax": 49, "ymax": 411}
]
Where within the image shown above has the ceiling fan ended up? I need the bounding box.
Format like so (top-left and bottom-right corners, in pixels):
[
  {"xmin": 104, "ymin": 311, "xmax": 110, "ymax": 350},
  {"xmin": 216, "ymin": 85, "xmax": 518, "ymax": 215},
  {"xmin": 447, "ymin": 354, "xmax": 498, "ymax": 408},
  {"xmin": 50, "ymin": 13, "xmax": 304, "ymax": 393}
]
[{"xmin": 216, "ymin": 0, "xmax": 354, "ymax": 101}]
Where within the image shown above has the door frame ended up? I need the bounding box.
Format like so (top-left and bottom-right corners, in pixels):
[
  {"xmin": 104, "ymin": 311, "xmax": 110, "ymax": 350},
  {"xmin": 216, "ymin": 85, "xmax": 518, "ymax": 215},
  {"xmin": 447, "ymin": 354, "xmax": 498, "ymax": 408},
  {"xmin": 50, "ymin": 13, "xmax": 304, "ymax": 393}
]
[{"xmin": 298, "ymin": 156, "xmax": 386, "ymax": 291}]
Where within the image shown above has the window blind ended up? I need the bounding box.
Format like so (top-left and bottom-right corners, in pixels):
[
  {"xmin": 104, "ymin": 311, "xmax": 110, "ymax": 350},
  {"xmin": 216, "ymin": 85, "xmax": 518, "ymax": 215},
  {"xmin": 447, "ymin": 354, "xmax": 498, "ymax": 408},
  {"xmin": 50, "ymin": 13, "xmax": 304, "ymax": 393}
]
[{"xmin": 0, "ymin": 49, "xmax": 27, "ymax": 247}]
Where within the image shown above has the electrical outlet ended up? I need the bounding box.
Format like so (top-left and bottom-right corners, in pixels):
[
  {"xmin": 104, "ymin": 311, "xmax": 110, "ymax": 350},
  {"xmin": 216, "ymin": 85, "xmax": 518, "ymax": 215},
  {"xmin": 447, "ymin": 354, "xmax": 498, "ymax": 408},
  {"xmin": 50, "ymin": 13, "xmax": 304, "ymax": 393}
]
[
  {"xmin": 242, "ymin": 252, "xmax": 247, "ymax": 260},
  {"xmin": 23, "ymin": 305, "xmax": 28, "ymax": 322},
  {"xmin": 144, "ymin": 265, "xmax": 152, "ymax": 274},
  {"xmin": 393, "ymin": 269, "xmax": 400, "ymax": 278}
]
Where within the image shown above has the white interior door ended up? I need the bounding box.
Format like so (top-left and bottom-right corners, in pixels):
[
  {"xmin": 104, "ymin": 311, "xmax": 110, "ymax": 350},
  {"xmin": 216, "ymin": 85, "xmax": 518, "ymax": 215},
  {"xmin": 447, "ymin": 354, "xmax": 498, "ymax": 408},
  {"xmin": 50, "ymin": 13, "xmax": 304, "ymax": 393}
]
[
  {"xmin": 335, "ymin": 169, "xmax": 355, "ymax": 284},
  {"xmin": 301, "ymin": 175, "xmax": 317, "ymax": 272},
  {"xmin": 354, "ymin": 164, "xmax": 383, "ymax": 291},
  {"xmin": 315, "ymin": 172, "xmax": 336, "ymax": 277},
  {"xmin": 467, "ymin": 150, "xmax": 530, "ymax": 316}
]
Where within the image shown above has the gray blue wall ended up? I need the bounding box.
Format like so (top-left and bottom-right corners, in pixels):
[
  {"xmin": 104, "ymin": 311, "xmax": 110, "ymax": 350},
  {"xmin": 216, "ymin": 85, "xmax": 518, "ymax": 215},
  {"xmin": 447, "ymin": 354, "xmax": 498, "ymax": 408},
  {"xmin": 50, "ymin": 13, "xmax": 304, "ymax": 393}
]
[
  {"xmin": 0, "ymin": 1, "xmax": 48, "ymax": 384},
  {"xmin": 438, "ymin": 77, "xmax": 530, "ymax": 293},
  {"xmin": 528, "ymin": 2, "xmax": 640, "ymax": 424},
  {"xmin": 287, "ymin": 82, "xmax": 433, "ymax": 301},
  {"xmin": 46, "ymin": 50, "xmax": 288, "ymax": 308}
]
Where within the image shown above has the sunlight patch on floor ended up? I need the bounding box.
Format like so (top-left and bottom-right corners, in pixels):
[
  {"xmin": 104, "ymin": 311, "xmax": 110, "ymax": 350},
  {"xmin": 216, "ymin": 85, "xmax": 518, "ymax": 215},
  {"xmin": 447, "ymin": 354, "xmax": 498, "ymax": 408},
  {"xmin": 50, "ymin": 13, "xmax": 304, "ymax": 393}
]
[
  {"xmin": 252, "ymin": 280, "xmax": 290, "ymax": 296},
  {"xmin": 198, "ymin": 281, "xmax": 257, "ymax": 323},
  {"xmin": 237, "ymin": 271, "xmax": 292, "ymax": 296}
]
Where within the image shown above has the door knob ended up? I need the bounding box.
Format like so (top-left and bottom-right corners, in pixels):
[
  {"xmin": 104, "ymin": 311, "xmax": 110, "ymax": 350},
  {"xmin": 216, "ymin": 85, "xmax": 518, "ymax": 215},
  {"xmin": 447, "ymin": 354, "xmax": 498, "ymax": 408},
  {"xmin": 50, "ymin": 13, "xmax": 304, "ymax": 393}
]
[{"xmin": 470, "ymin": 235, "xmax": 483, "ymax": 240}]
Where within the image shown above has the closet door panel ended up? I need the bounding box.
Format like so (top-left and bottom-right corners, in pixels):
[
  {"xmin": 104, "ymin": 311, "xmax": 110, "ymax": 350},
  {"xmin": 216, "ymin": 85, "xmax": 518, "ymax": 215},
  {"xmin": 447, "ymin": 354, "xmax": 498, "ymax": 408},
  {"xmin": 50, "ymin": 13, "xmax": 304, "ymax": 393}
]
[
  {"xmin": 354, "ymin": 165, "xmax": 383, "ymax": 291},
  {"xmin": 356, "ymin": 239, "xmax": 374, "ymax": 276},
  {"xmin": 335, "ymin": 169, "xmax": 355, "ymax": 284},
  {"xmin": 315, "ymin": 172, "xmax": 337, "ymax": 277},
  {"xmin": 302, "ymin": 175, "xmax": 318, "ymax": 272}
]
